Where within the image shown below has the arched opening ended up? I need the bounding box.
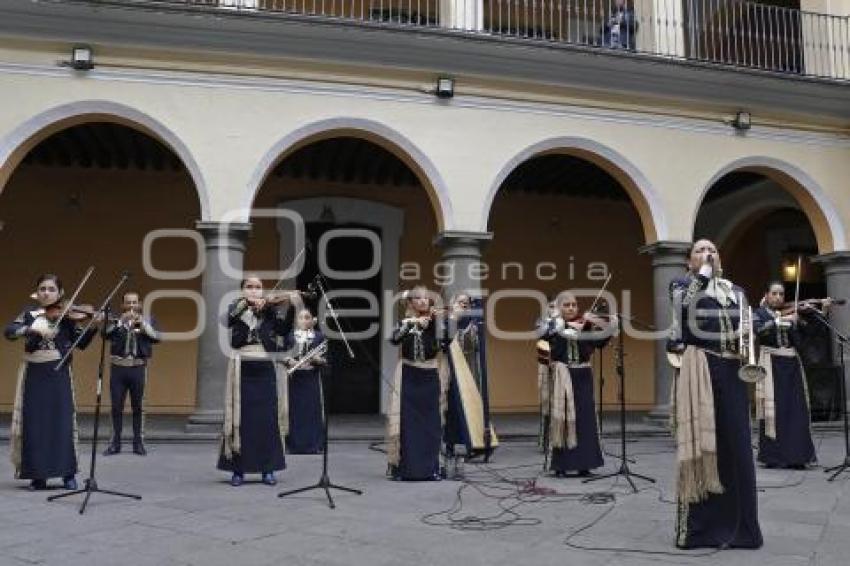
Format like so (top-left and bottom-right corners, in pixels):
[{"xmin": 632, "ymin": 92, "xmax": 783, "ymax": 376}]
[
  {"xmin": 0, "ymin": 121, "xmax": 203, "ymax": 417},
  {"xmin": 246, "ymin": 134, "xmax": 443, "ymax": 414},
  {"xmin": 694, "ymin": 168, "xmax": 840, "ymax": 420},
  {"xmin": 484, "ymin": 151, "xmax": 656, "ymax": 414}
]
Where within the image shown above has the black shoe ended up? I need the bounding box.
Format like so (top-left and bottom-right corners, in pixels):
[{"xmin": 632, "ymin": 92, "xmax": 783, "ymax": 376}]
[
  {"xmin": 28, "ymin": 479, "xmax": 47, "ymax": 491},
  {"xmin": 133, "ymin": 441, "xmax": 147, "ymax": 456},
  {"xmin": 230, "ymin": 473, "xmax": 244, "ymax": 487},
  {"xmin": 577, "ymin": 470, "xmax": 591, "ymax": 477},
  {"xmin": 63, "ymin": 476, "xmax": 78, "ymax": 490},
  {"xmin": 103, "ymin": 444, "xmax": 121, "ymax": 456},
  {"xmin": 261, "ymin": 472, "xmax": 277, "ymax": 486}
]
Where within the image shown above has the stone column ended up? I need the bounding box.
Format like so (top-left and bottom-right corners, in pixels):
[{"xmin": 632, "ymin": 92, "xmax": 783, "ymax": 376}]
[
  {"xmin": 433, "ymin": 231, "xmax": 493, "ymax": 303},
  {"xmin": 186, "ymin": 221, "xmax": 252, "ymax": 433},
  {"xmin": 638, "ymin": 240, "xmax": 690, "ymax": 423},
  {"xmin": 812, "ymin": 251, "xmax": 850, "ymax": 410}
]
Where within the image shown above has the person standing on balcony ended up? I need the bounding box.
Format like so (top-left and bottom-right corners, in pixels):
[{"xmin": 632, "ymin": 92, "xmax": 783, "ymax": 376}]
[
  {"xmin": 668, "ymin": 239, "xmax": 763, "ymax": 549},
  {"xmin": 103, "ymin": 291, "xmax": 160, "ymax": 457},
  {"xmin": 602, "ymin": 0, "xmax": 638, "ymax": 50}
]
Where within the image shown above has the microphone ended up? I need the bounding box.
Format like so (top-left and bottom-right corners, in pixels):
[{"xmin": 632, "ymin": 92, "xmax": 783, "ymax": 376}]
[
  {"xmin": 706, "ymin": 254, "xmax": 714, "ymax": 265},
  {"xmin": 832, "ymin": 299, "xmax": 847, "ymax": 306}
]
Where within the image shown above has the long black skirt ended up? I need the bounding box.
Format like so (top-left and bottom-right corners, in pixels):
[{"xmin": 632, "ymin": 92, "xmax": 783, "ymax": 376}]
[
  {"xmin": 218, "ymin": 360, "xmax": 285, "ymax": 474},
  {"xmin": 19, "ymin": 361, "xmax": 77, "ymax": 480},
  {"xmin": 286, "ymin": 368, "xmax": 324, "ymax": 454},
  {"xmin": 550, "ymin": 367, "xmax": 603, "ymax": 473},
  {"xmin": 758, "ymin": 355, "xmax": 816, "ymax": 468},
  {"xmin": 676, "ymin": 355, "xmax": 763, "ymax": 549},
  {"xmin": 396, "ymin": 365, "xmax": 442, "ymax": 480}
]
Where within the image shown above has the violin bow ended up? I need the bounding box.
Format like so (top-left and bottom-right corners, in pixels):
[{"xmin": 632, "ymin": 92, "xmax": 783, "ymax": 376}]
[
  {"xmin": 52, "ymin": 266, "xmax": 95, "ymax": 326},
  {"xmin": 269, "ymin": 247, "xmax": 306, "ymax": 294},
  {"xmin": 793, "ymin": 255, "xmax": 802, "ymax": 318},
  {"xmin": 588, "ymin": 273, "xmax": 613, "ymax": 314}
]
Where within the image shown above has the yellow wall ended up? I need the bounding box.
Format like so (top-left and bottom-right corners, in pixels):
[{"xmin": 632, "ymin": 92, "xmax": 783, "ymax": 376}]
[{"xmin": 0, "ymin": 165, "xmax": 202, "ymax": 413}]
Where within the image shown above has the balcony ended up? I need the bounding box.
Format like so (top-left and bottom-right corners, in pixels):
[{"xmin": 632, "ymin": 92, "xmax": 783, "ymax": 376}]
[{"xmin": 120, "ymin": 0, "xmax": 848, "ymax": 81}]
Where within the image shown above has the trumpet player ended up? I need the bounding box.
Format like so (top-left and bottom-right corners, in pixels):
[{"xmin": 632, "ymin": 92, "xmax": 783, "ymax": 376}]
[
  {"xmin": 753, "ymin": 282, "xmax": 825, "ymax": 469},
  {"xmin": 283, "ymin": 308, "xmax": 327, "ymax": 455},
  {"xmin": 668, "ymin": 239, "xmax": 762, "ymax": 549},
  {"xmin": 104, "ymin": 291, "xmax": 160, "ymax": 457}
]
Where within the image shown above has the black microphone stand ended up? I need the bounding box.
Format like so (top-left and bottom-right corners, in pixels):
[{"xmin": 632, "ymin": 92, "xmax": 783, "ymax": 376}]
[
  {"xmin": 584, "ymin": 311, "xmax": 656, "ymax": 492},
  {"xmin": 48, "ymin": 272, "xmax": 141, "ymax": 513},
  {"xmin": 809, "ymin": 309, "xmax": 850, "ymax": 482},
  {"xmin": 279, "ymin": 274, "xmax": 362, "ymax": 508}
]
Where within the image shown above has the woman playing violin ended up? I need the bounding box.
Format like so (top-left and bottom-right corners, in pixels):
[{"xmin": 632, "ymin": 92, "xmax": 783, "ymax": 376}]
[
  {"xmin": 386, "ymin": 286, "xmax": 448, "ymax": 481},
  {"xmin": 753, "ymin": 282, "xmax": 826, "ymax": 469},
  {"xmin": 218, "ymin": 275, "xmax": 294, "ymax": 487},
  {"xmin": 3, "ymin": 273, "xmax": 99, "ymax": 490},
  {"xmin": 539, "ymin": 291, "xmax": 612, "ymax": 478}
]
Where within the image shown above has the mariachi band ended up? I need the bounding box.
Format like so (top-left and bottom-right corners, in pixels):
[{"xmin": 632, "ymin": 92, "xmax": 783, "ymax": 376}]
[{"xmin": 3, "ymin": 236, "xmax": 843, "ymax": 551}]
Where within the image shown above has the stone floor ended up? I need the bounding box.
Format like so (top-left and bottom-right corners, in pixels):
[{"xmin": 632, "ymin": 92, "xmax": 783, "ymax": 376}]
[{"xmin": 0, "ymin": 431, "xmax": 848, "ymax": 566}]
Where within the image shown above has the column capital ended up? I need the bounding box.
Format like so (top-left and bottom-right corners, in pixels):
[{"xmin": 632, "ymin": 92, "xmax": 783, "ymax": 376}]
[
  {"xmin": 194, "ymin": 221, "xmax": 252, "ymax": 251},
  {"xmin": 638, "ymin": 240, "xmax": 691, "ymax": 269},
  {"xmin": 812, "ymin": 251, "xmax": 850, "ymax": 274},
  {"xmin": 433, "ymin": 230, "xmax": 493, "ymax": 249}
]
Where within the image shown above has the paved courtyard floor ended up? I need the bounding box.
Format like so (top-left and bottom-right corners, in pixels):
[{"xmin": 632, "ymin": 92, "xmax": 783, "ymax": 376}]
[{"xmin": 0, "ymin": 431, "xmax": 848, "ymax": 566}]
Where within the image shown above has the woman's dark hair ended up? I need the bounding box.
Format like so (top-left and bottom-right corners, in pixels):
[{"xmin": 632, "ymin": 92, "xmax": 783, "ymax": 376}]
[
  {"xmin": 765, "ymin": 280, "xmax": 786, "ymax": 294},
  {"xmin": 35, "ymin": 273, "xmax": 63, "ymax": 294},
  {"xmin": 240, "ymin": 275, "xmax": 263, "ymax": 289}
]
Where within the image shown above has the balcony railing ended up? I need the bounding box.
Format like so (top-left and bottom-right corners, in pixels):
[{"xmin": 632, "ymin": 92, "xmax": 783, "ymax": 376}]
[{"xmin": 85, "ymin": 1, "xmax": 850, "ymax": 80}]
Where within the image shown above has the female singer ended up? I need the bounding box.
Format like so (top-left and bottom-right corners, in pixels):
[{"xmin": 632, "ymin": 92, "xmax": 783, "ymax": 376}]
[
  {"xmin": 386, "ymin": 286, "xmax": 448, "ymax": 481},
  {"xmin": 753, "ymin": 282, "xmax": 822, "ymax": 469},
  {"xmin": 218, "ymin": 276, "xmax": 292, "ymax": 487},
  {"xmin": 668, "ymin": 239, "xmax": 762, "ymax": 549},
  {"xmin": 4, "ymin": 274, "xmax": 98, "ymax": 490},
  {"xmin": 540, "ymin": 292, "xmax": 610, "ymax": 477},
  {"xmin": 284, "ymin": 308, "xmax": 327, "ymax": 455}
]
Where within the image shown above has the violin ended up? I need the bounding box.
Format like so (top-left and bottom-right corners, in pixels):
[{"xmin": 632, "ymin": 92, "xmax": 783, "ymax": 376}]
[
  {"xmin": 777, "ymin": 297, "xmax": 844, "ymax": 316},
  {"xmin": 37, "ymin": 301, "xmax": 99, "ymax": 323}
]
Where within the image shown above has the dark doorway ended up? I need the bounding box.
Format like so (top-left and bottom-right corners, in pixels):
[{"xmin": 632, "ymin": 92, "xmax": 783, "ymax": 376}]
[{"xmin": 296, "ymin": 222, "xmax": 382, "ymax": 414}]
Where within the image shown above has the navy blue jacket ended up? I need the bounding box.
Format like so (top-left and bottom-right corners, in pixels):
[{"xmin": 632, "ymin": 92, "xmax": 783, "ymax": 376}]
[
  {"xmin": 4, "ymin": 305, "xmax": 96, "ymax": 360},
  {"xmin": 105, "ymin": 315, "xmax": 160, "ymax": 360}
]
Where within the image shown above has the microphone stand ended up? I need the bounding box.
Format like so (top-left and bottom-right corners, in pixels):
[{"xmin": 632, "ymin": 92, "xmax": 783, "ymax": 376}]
[
  {"xmin": 584, "ymin": 311, "xmax": 656, "ymax": 492},
  {"xmin": 808, "ymin": 309, "xmax": 850, "ymax": 482},
  {"xmin": 279, "ymin": 274, "xmax": 362, "ymax": 508},
  {"xmin": 48, "ymin": 272, "xmax": 141, "ymax": 513}
]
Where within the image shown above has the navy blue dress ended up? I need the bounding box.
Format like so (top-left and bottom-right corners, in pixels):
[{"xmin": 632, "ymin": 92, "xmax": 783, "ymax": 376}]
[
  {"xmin": 754, "ymin": 307, "xmax": 816, "ymax": 468},
  {"xmin": 217, "ymin": 300, "xmax": 291, "ymax": 475},
  {"xmin": 542, "ymin": 318, "xmax": 608, "ymax": 474},
  {"xmin": 390, "ymin": 319, "xmax": 443, "ymax": 480},
  {"xmin": 4, "ymin": 306, "xmax": 96, "ymax": 481},
  {"xmin": 669, "ymin": 275, "xmax": 763, "ymax": 549},
  {"xmin": 284, "ymin": 329, "xmax": 325, "ymax": 454}
]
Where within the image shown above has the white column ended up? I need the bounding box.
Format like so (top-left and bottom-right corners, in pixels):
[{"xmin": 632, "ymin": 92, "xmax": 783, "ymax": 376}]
[{"xmin": 440, "ymin": 0, "xmax": 484, "ymax": 31}]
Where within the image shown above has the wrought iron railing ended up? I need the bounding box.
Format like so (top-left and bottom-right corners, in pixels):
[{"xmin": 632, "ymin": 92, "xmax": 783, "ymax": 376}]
[{"xmin": 73, "ymin": 1, "xmax": 850, "ymax": 80}]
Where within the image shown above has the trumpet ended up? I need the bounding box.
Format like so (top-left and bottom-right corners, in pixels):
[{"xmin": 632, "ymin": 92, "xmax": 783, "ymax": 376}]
[
  {"xmin": 286, "ymin": 341, "xmax": 328, "ymax": 375},
  {"xmin": 738, "ymin": 299, "xmax": 766, "ymax": 384}
]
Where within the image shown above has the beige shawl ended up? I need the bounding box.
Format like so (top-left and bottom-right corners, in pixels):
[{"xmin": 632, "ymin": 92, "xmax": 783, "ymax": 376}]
[
  {"xmin": 549, "ymin": 361, "xmax": 590, "ymax": 451},
  {"xmin": 675, "ymin": 346, "xmax": 723, "ymax": 503},
  {"xmin": 386, "ymin": 356, "xmax": 449, "ymax": 467},
  {"xmin": 755, "ymin": 346, "xmax": 798, "ymax": 440},
  {"xmin": 222, "ymin": 345, "xmax": 289, "ymax": 460},
  {"xmin": 11, "ymin": 351, "xmax": 79, "ymax": 478}
]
